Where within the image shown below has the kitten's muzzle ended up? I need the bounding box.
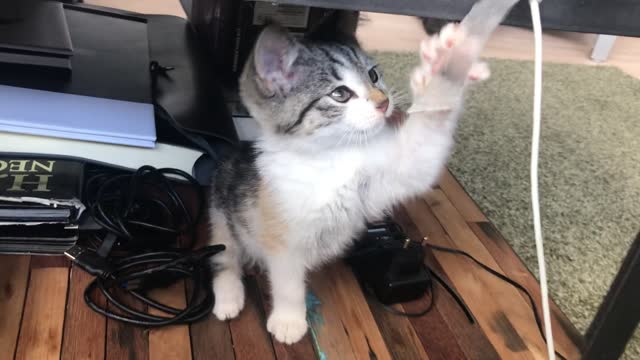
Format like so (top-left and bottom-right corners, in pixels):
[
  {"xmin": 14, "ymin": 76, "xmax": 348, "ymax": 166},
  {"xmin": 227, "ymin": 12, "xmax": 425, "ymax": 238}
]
[{"xmin": 369, "ymin": 88, "xmax": 389, "ymax": 114}]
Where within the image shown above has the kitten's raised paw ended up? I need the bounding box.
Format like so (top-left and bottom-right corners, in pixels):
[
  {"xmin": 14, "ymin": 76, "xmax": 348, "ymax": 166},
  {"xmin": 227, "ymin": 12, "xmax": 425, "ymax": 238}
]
[
  {"xmin": 468, "ymin": 61, "xmax": 491, "ymax": 82},
  {"xmin": 415, "ymin": 23, "xmax": 488, "ymax": 86},
  {"xmin": 267, "ymin": 312, "xmax": 308, "ymax": 344},
  {"xmin": 212, "ymin": 272, "xmax": 245, "ymax": 320},
  {"xmin": 419, "ymin": 23, "xmax": 467, "ymax": 74}
]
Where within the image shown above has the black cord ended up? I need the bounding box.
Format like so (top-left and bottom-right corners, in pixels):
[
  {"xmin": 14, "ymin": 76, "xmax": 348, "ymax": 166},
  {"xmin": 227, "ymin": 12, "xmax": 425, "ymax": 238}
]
[
  {"xmin": 424, "ymin": 243, "xmax": 568, "ymax": 360},
  {"xmin": 380, "ymin": 275, "xmax": 435, "ymax": 317},
  {"xmin": 67, "ymin": 165, "xmax": 226, "ymax": 327},
  {"xmin": 428, "ymin": 266, "xmax": 476, "ymax": 323},
  {"xmin": 84, "ymin": 166, "xmax": 204, "ymax": 250},
  {"xmin": 82, "ymin": 245, "xmax": 224, "ymax": 327}
]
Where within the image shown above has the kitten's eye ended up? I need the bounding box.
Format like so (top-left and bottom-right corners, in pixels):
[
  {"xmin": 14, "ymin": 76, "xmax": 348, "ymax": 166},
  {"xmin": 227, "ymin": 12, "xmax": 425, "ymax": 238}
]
[
  {"xmin": 368, "ymin": 68, "xmax": 379, "ymax": 83},
  {"xmin": 329, "ymin": 86, "xmax": 353, "ymax": 103}
]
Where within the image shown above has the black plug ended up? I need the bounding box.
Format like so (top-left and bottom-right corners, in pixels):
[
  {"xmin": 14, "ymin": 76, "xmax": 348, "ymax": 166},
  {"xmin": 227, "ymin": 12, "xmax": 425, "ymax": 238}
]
[{"xmin": 65, "ymin": 245, "xmax": 113, "ymax": 278}]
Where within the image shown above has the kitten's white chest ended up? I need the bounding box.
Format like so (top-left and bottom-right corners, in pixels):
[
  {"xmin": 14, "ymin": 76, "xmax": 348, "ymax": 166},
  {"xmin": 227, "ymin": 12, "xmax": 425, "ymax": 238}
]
[
  {"xmin": 260, "ymin": 148, "xmax": 366, "ymax": 212},
  {"xmin": 256, "ymin": 147, "xmax": 369, "ymax": 262}
]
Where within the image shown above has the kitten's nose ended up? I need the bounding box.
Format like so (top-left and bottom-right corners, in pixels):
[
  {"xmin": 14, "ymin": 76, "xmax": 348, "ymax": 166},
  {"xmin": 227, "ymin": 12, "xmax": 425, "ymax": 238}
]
[
  {"xmin": 376, "ymin": 99, "xmax": 389, "ymax": 113},
  {"xmin": 369, "ymin": 88, "xmax": 389, "ymax": 113}
]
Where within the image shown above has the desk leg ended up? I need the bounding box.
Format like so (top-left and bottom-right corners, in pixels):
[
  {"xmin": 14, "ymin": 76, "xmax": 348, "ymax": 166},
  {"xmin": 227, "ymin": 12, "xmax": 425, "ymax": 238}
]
[
  {"xmin": 583, "ymin": 231, "xmax": 640, "ymax": 360},
  {"xmin": 590, "ymin": 34, "xmax": 617, "ymax": 62}
]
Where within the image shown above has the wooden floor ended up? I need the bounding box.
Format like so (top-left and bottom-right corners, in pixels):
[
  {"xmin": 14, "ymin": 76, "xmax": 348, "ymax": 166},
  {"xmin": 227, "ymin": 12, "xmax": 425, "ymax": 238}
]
[{"xmin": 0, "ymin": 169, "xmax": 582, "ymax": 360}]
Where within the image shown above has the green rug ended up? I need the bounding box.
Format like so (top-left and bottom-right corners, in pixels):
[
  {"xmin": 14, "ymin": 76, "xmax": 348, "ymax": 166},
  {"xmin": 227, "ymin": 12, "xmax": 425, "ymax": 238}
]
[{"xmin": 374, "ymin": 52, "xmax": 640, "ymax": 358}]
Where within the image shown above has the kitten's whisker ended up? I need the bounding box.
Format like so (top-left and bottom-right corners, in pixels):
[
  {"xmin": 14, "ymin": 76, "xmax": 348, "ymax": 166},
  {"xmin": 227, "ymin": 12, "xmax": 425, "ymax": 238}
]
[
  {"xmin": 346, "ymin": 130, "xmax": 355, "ymax": 146},
  {"xmin": 336, "ymin": 131, "xmax": 349, "ymax": 147}
]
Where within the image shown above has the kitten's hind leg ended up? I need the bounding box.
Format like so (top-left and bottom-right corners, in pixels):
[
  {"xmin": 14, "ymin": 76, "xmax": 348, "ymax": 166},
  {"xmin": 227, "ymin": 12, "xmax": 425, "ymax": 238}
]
[{"xmin": 210, "ymin": 210, "xmax": 245, "ymax": 320}]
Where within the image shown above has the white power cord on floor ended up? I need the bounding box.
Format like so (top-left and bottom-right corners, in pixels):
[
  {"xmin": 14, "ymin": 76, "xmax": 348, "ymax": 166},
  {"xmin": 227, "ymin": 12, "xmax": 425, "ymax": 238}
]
[{"xmin": 528, "ymin": 1, "xmax": 556, "ymax": 359}]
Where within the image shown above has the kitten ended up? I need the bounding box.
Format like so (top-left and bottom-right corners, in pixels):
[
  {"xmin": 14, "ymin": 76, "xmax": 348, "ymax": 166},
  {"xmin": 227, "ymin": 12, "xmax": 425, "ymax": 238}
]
[{"xmin": 209, "ymin": 22, "xmax": 489, "ymax": 344}]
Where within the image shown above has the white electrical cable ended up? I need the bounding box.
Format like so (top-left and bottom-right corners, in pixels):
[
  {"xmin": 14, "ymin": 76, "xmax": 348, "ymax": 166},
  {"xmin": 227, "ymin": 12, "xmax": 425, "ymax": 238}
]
[{"xmin": 528, "ymin": 1, "xmax": 555, "ymax": 359}]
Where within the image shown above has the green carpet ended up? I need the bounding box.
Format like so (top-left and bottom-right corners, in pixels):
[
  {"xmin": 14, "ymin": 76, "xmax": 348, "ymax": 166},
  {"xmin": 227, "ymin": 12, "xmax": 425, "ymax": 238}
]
[{"xmin": 374, "ymin": 52, "xmax": 640, "ymax": 358}]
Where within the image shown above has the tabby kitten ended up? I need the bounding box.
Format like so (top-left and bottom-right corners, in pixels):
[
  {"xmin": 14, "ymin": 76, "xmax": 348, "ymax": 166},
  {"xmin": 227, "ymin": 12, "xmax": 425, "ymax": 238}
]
[{"xmin": 209, "ymin": 23, "xmax": 488, "ymax": 344}]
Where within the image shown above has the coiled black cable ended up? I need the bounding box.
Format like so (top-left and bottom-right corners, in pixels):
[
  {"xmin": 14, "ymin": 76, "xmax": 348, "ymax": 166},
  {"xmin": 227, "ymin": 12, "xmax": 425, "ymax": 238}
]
[
  {"xmin": 74, "ymin": 165, "xmax": 226, "ymax": 327},
  {"xmin": 83, "ymin": 245, "xmax": 224, "ymax": 326}
]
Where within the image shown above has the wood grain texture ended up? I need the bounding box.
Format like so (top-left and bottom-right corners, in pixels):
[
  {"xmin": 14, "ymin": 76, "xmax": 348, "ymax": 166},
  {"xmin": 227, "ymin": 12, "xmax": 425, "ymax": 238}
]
[
  {"xmin": 189, "ymin": 213, "xmax": 236, "ymax": 360},
  {"xmin": 228, "ymin": 276, "xmax": 276, "ymax": 360},
  {"xmin": 308, "ymin": 262, "xmax": 392, "ymax": 360},
  {"xmin": 367, "ymin": 300, "xmax": 430, "ymax": 360},
  {"xmin": 190, "ymin": 313, "xmax": 235, "ymax": 360},
  {"xmin": 254, "ymin": 274, "xmax": 317, "ymax": 360},
  {"xmin": 401, "ymin": 292, "xmax": 467, "ymax": 360},
  {"xmin": 0, "ymin": 255, "xmax": 30, "ymax": 360},
  {"xmin": 105, "ymin": 289, "xmax": 149, "ymax": 360},
  {"xmin": 405, "ymin": 195, "xmax": 545, "ymax": 359},
  {"xmin": 437, "ymin": 169, "xmax": 487, "ymax": 222},
  {"xmin": 61, "ymin": 265, "xmax": 107, "ymax": 360},
  {"xmin": 148, "ymin": 280, "xmax": 193, "ymax": 360},
  {"xmin": 395, "ymin": 206, "xmax": 501, "ymax": 360},
  {"xmin": 470, "ymin": 221, "xmax": 583, "ymax": 359},
  {"xmin": 15, "ymin": 258, "xmax": 70, "ymax": 360},
  {"xmin": 307, "ymin": 272, "xmax": 355, "ymax": 360}
]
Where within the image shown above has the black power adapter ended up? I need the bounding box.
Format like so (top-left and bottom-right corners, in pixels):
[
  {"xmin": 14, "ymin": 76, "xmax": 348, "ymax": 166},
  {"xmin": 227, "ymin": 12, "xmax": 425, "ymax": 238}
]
[{"xmin": 346, "ymin": 219, "xmax": 431, "ymax": 305}]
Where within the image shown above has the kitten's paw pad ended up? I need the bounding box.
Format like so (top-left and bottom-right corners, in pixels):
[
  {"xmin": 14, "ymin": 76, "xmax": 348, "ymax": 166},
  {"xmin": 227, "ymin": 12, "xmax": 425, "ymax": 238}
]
[
  {"xmin": 438, "ymin": 23, "xmax": 467, "ymax": 49},
  {"xmin": 468, "ymin": 61, "xmax": 491, "ymax": 82},
  {"xmin": 418, "ymin": 23, "xmax": 467, "ymax": 75},
  {"xmin": 410, "ymin": 67, "xmax": 431, "ymax": 95},
  {"xmin": 419, "ymin": 36, "xmax": 439, "ymax": 63},
  {"xmin": 212, "ymin": 275, "xmax": 245, "ymax": 320},
  {"xmin": 267, "ymin": 313, "xmax": 308, "ymax": 344}
]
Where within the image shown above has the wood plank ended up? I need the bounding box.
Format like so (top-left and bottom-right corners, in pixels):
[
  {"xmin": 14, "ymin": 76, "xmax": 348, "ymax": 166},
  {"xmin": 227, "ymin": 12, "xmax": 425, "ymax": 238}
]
[
  {"xmin": 105, "ymin": 288, "xmax": 149, "ymax": 360},
  {"xmin": 254, "ymin": 274, "xmax": 317, "ymax": 360},
  {"xmin": 228, "ymin": 276, "xmax": 276, "ymax": 360},
  {"xmin": 405, "ymin": 195, "xmax": 546, "ymax": 359},
  {"xmin": 367, "ymin": 300, "xmax": 430, "ymax": 360},
  {"xmin": 15, "ymin": 257, "xmax": 70, "ymax": 360},
  {"xmin": 0, "ymin": 255, "xmax": 30, "ymax": 360},
  {"xmin": 148, "ymin": 280, "xmax": 193, "ymax": 360},
  {"xmin": 437, "ymin": 169, "xmax": 487, "ymax": 222},
  {"xmin": 308, "ymin": 262, "xmax": 393, "ymax": 360},
  {"xmin": 416, "ymin": 175, "xmax": 583, "ymax": 359},
  {"xmin": 423, "ymin": 190, "xmax": 556, "ymax": 357},
  {"xmin": 61, "ymin": 265, "xmax": 107, "ymax": 360},
  {"xmin": 395, "ymin": 206, "xmax": 501, "ymax": 360},
  {"xmin": 470, "ymin": 221, "xmax": 583, "ymax": 359},
  {"xmin": 400, "ymin": 290, "xmax": 468, "ymax": 360},
  {"xmin": 189, "ymin": 210, "xmax": 235, "ymax": 360},
  {"xmin": 190, "ymin": 312, "xmax": 235, "ymax": 360},
  {"xmin": 30, "ymin": 255, "xmax": 70, "ymax": 268},
  {"xmin": 307, "ymin": 273, "xmax": 355, "ymax": 360}
]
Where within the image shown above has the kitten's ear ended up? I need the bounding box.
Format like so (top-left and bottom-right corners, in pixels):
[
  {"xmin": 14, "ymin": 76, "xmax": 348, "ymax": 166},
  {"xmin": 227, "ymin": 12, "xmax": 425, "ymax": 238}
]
[{"xmin": 254, "ymin": 25, "xmax": 301, "ymax": 96}]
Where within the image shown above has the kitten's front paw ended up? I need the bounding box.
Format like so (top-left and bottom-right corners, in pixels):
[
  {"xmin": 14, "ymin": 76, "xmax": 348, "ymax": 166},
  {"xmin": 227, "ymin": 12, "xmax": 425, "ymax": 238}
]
[
  {"xmin": 212, "ymin": 273, "xmax": 245, "ymax": 320},
  {"xmin": 468, "ymin": 61, "xmax": 491, "ymax": 82},
  {"xmin": 267, "ymin": 312, "xmax": 308, "ymax": 344},
  {"xmin": 413, "ymin": 22, "xmax": 489, "ymax": 86}
]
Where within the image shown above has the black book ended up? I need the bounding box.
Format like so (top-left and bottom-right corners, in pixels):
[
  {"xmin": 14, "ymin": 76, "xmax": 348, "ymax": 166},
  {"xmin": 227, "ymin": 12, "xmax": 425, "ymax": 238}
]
[
  {"xmin": 0, "ymin": 223, "xmax": 78, "ymax": 254},
  {"xmin": 0, "ymin": 156, "xmax": 84, "ymax": 254},
  {"xmin": 0, "ymin": 157, "xmax": 85, "ymax": 223}
]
